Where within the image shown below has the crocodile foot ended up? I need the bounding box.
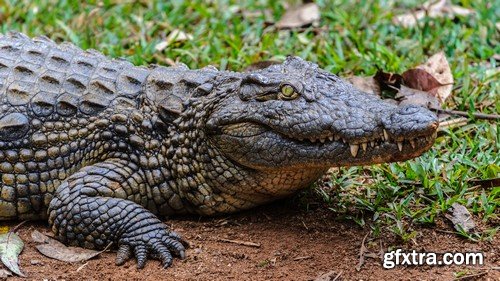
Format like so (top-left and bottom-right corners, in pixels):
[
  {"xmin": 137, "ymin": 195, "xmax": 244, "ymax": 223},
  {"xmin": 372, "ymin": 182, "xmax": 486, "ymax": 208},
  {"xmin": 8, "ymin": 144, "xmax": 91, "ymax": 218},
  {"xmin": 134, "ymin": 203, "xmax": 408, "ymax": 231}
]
[{"xmin": 116, "ymin": 226, "xmax": 186, "ymax": 269}]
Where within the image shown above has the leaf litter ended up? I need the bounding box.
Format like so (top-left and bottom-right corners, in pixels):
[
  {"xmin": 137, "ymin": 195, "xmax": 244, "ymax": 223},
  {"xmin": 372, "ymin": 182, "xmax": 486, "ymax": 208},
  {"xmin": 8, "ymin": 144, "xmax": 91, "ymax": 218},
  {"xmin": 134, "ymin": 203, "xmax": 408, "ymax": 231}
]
[
  {"xmin": 275, "ymin": 3, "xmax": 320, "ymax": 29},
  {"xmin": 155, "ymin": 29, "xmax": 193, "ymax": 52},
  {"xmin": 393, "ymin": 0, "xmax": 475, "ymax": 28},
  {"xmin": 31, "ymin": 230, "xmax": 109, "ymax": 263},
  {"xmin": 445, "ymin": 203, "xmax": 476, "ymax": 233},
  {"xmin": 0, "ymin": 230, "xmax": 25, "ymax": 277},
  {"xmin": 349, "ymin": 52, "xmax": 454, "ymax": 108}
]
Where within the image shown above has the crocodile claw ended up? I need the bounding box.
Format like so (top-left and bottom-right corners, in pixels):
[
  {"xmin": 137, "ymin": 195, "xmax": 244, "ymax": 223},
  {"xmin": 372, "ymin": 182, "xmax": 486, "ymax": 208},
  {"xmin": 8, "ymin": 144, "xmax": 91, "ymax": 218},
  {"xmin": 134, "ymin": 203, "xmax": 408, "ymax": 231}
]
[{"xmin": 116, "ymin": 229, "xmax": 186, "ymax": 269}]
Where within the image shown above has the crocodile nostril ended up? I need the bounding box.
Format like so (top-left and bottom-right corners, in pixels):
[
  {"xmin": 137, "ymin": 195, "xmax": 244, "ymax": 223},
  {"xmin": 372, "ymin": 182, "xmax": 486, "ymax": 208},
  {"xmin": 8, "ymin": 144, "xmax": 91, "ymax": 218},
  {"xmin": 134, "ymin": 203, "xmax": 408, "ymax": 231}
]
[{"xmin": 399, "ymin": 105, "xmax": 422, "ymax": 115}]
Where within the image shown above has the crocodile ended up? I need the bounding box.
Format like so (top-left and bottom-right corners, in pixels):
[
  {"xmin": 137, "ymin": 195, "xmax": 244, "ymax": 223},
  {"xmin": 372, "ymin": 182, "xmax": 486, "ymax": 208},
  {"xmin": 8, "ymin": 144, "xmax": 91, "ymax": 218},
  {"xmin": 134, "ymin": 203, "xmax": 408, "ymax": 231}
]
[{"xmin": 0, "ymin": 32, "xmax": 438, "ymax": 269}]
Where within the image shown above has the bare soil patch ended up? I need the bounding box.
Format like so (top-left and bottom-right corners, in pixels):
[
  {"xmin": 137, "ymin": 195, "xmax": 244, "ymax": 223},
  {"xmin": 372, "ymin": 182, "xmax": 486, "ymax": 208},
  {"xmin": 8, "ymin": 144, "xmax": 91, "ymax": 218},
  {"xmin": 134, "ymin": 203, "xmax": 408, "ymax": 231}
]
[{"xmin": 5, "ymin": 200, "xmax": 499, "ymax": 280}]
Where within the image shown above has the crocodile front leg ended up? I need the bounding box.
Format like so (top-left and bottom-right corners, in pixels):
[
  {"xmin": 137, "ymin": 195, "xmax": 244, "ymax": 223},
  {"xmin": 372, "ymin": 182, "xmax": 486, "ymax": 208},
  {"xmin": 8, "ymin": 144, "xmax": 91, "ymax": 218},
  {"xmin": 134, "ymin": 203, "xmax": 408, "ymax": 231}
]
[{"xmin": 47, "ymin": 159, "xmax": 186, "ymax": 268}]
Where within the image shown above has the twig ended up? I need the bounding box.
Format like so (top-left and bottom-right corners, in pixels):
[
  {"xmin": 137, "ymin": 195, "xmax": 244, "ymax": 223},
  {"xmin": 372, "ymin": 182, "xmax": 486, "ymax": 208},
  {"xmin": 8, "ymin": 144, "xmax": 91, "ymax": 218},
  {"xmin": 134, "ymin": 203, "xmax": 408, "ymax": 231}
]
[
  {"xmin": 438, "ymin": 117, "xmax": 468, "ymax": 130},
  {"xmin": 356, "ymin": 232, "xmax": 370, "ymax": 271},
  {"xmin": 467, "ymin": 178, "xmax": 499, "ymax": 189},
  {"xmin": 262, "ymin": 212, "xmax": 271, "ymax": 220},
  {"xmin": 332, "ymin": 271, "xmax": 343, "ymax": 281},
  {"xmin": 102, "ymin": 242, "xmax": 113, "ymax": 252},
  {"xmin": 11, "ymin": 221, "xmax": 28, "ymax": 233},
  {"xmin": 218, "ymin": 238, "xmax": 261, "ymax": 248},
  {"xmin": 301, "ymin": 219, "xmax": 309, "ymax": 231},
  {"xmin": 293, "ymin": 256, "xmax": 312, "ymax": 261},
  {"xmin": 434, "ymin": 229, "xmax": 457, "ymax": 235},
  {"xmin": 76, "ymin": 262, "xmax": 88, "ymax": 272},
  {"xmin": 430, "ymin": 106, "xmax": 500, "ymax": 120}
]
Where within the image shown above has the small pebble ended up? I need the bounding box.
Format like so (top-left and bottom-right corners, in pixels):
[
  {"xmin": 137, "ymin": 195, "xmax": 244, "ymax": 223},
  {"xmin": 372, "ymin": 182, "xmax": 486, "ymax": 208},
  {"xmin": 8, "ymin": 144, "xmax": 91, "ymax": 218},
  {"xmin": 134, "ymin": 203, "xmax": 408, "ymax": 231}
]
[{"xmin": 30, "ymin": 259, "xmax": 43, "ymax": 265}]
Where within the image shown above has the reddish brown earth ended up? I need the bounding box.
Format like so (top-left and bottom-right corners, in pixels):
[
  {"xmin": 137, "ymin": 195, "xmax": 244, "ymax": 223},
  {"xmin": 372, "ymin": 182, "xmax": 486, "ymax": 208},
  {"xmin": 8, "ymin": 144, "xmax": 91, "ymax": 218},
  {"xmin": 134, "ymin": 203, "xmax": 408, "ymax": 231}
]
[{"xmin": 4, "ymin": 200, "xmax": 499, "ymax": 281}]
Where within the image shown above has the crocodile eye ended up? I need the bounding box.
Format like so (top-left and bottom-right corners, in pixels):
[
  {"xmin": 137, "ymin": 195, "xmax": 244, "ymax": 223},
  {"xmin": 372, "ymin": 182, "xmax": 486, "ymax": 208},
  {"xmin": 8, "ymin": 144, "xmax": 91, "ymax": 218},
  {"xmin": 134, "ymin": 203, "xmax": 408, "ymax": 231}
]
[{"xmin": 279, "ymin": 84, "xmax": 299, "ymax": 100}]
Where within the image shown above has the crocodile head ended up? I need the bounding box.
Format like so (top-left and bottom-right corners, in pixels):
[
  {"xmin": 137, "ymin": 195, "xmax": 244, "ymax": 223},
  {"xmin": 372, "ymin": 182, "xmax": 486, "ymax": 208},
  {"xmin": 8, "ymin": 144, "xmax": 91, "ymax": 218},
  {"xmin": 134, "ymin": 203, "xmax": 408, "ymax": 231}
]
[{"xmin": 206, "ymin": 57, "xmax": 438, "ymax": 171}]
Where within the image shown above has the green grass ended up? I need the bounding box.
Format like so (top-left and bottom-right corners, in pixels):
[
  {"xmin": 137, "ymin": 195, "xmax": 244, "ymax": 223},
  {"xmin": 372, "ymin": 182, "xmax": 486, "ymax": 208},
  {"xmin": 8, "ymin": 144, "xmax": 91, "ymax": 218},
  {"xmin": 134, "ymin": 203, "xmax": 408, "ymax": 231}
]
[{"xmin": 0, "ymin": 0, "xmax": 498, "ymax": 242}]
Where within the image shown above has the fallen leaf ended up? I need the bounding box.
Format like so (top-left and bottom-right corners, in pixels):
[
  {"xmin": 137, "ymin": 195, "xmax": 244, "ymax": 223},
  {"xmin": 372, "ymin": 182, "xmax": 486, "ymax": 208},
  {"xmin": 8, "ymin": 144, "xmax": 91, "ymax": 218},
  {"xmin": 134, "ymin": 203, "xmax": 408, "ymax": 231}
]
[
  {"xmin": 393, "ymin": 0, "xmax": 475, "ymax": 28},
  {"xmin": 346, "ymin": 53, "xmax": 452, "ymax": 109},
  {"xmin": 155, "ymin": 29, "xmax": 193, "ymax": 52},
  {"xmin": 396, "ymin": 85, "xmax": 440, "ymax": 108},
  {"xmin": 315, "ymin": 270, "xmax": 342, "ymax": 281},
  {"xmin": 275, "ymin": 3, "xmax": 320, "ymax": 29},
  {"xmin": 32, "ymin": 230, "xmax": 106, "ymax": 263},
  {"xmin": 416, "ymin": 52, "xmax": 454, "ymax": 102},
  {"xmin": 241, "ymin": 8, "xmax": 273, "ymax": 22},
  {"xmin": 31, "ymin": 229, "xmax": 51, "ymax": 243},
  {"xmin": 0, "ymin": 231, "xmax": 25, "ymax": 277},
  {"xmin": 0, "ymin": 227, "xmax": 9, "ymax": 234},
  {"xmin": 347, "ymin": 76, "xmax": 381, "ymax": 96},
  {"xmin": 445, "ymin": 203, "xmax": 475, "ymax": 233},
  {"xmin": 402, "ymin": 69, "xmax": 444, "ymax": 92},
  {"xmin": 448, "ymin": 5, "xmax": 476, "ymax": 17},
  {"xmin": 373, "ymin": 70, "xmax": 403, "ymax": 92},
  {"xmin": 0, "ymin": 269, "xmax": 11, "ymax": 278}
]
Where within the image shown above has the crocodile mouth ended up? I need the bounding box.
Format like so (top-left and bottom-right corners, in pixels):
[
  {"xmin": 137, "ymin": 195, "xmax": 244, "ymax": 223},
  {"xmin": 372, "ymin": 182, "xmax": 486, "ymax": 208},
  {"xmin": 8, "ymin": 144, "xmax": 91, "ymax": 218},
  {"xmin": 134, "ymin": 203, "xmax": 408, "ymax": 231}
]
[
  {"xmin": 220, "ymin": 122, "xmax": 437, "ymax": 159},
  {"xmin": 290, "ymin": 132, "xmax": 436, "ymax": 157}
]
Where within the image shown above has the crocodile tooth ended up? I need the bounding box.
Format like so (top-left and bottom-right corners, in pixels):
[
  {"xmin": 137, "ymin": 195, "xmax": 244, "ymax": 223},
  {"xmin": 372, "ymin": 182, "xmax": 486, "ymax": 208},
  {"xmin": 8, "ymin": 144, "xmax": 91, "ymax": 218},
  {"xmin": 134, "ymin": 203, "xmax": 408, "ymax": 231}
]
[
  {"xmin": 409, "ymin": 139, "xmax": 416, "ymax": 148},
  {"xmin": 370, "ymin": 141, "xmax": 375, "ymax": 147},
  {"xmin": 342, "ymin": 138, "xmax": 346, "ymax": 143},
  {"xmin": 350, "ymin": 144, "xmax": 359, "ymax": 157},
  {"xmin": 299, "ymin": 138, "xmax": 304, "ymax": 141},
  {"xmin": 311, "ymin": 138, "xmax": 316, "ymax": 143},
  {"xmin": 361, "ymin": 142, "xmax": 367, "ymax": 151},
  {"xmin": 320, "ymin": 138, "xmax": 325, "ymax": 143},
  {"xmin": 328, "ymin": 136, "xmax": 334, "ymax": 141},
  {"xmin": 334, "ymin": 135, "xmax": 341, "ymax": 141},
  {"xmin": 397, "ymin": 141, "xmax": 403, "ymax": 151},
  {"xmin": 383, "ymin": 129, "xmax": 389, "ymax": 141}
]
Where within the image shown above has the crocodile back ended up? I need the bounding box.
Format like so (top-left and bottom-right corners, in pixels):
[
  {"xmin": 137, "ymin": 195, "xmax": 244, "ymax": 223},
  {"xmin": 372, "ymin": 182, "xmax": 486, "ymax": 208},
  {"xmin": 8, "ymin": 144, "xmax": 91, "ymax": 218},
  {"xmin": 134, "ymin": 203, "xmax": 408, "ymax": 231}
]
[
  {"xmin": 0, "ymin": 32, "xmax": 150, "ymax": 120},
  {"xmin": 0, "ymin": 32, "xmax": 151, "ymax": 220}
]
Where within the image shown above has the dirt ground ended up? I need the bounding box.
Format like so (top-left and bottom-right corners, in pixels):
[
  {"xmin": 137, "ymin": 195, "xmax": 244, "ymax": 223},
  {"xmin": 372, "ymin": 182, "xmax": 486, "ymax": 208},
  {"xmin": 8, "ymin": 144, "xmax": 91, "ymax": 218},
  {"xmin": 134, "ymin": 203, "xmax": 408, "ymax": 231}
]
[{"xmin": 5, "ymin": 199, "xmax": 499, "ymax": 281}]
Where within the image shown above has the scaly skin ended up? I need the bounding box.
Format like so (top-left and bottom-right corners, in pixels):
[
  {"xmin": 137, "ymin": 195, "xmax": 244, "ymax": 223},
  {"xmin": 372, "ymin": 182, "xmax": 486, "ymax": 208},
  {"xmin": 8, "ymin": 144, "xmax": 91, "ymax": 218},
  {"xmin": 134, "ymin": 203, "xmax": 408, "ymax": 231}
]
[{"xmin": 0, "ymin": 32, "xmax": 438, "ymax": 268}]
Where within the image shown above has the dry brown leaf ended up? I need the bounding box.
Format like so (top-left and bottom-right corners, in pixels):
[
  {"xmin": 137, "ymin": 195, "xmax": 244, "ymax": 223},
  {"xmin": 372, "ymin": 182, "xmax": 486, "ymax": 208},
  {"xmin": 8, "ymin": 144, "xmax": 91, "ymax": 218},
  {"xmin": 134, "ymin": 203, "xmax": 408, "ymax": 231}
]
[
  {"xmin": 275, "ymin": 3, "xmax": 320, "ymax": 29},
  {"xmin": 373, "ymin": 70, "xmax": 403, "ymax": 92},
  {"xmin": 0, "ymin": 269, "xmax": 11, "ymax": 278},
  {"xmin": 155, "ymin": 29, "xmax": 193, "ymax": 52},
  {"xmin": 32, "ymin": 230, "xmax": 105, "ymax": 263},
  {"xmin": 406, "ymin": 52, "xmax": 453, "ymax": 104},
  {"xmin": 315, "ymin": 270, "xmax": 342, "ymax": 281},
  {"xmin": 396, "ymin": 85, "xmax": 440, "ymax": 108},
  {"xmin": 402, "ymin": 68, "xmax": 444, "ymax": 92},
  {"xmin": 347, "ymin": 76, "xmax": 381, "ymax": 96},
  {"xmin": 393, "ymin": 0, "xmax": 475, "ymax": 28},
  {"xmin": 345, "ymin": 53, "xmax": 452, "ymax": 109},
  {"xmin": 242, "ymin": 8, "xmax": 273, "ymax": 22},
  {"xmin": 445, "ymin": 203, "xmax": 475, "ymax": 233}
]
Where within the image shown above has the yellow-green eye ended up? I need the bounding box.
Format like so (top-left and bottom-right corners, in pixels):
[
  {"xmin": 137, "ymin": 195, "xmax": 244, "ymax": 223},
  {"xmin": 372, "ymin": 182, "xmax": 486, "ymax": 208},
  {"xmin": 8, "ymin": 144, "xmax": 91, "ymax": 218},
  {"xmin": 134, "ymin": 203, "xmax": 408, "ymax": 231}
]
[{"xmin": 279, "ymin": 84, "xmax": 299, "ymax": 100}]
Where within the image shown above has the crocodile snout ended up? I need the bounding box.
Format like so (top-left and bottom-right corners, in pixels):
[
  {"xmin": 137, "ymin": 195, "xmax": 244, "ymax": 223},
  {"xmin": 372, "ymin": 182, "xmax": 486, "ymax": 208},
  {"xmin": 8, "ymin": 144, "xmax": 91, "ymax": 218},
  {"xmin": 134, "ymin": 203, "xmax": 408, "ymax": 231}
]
[{"xmin": 382, "ymin": 105, "xmax": 438, "ymax": 141}]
